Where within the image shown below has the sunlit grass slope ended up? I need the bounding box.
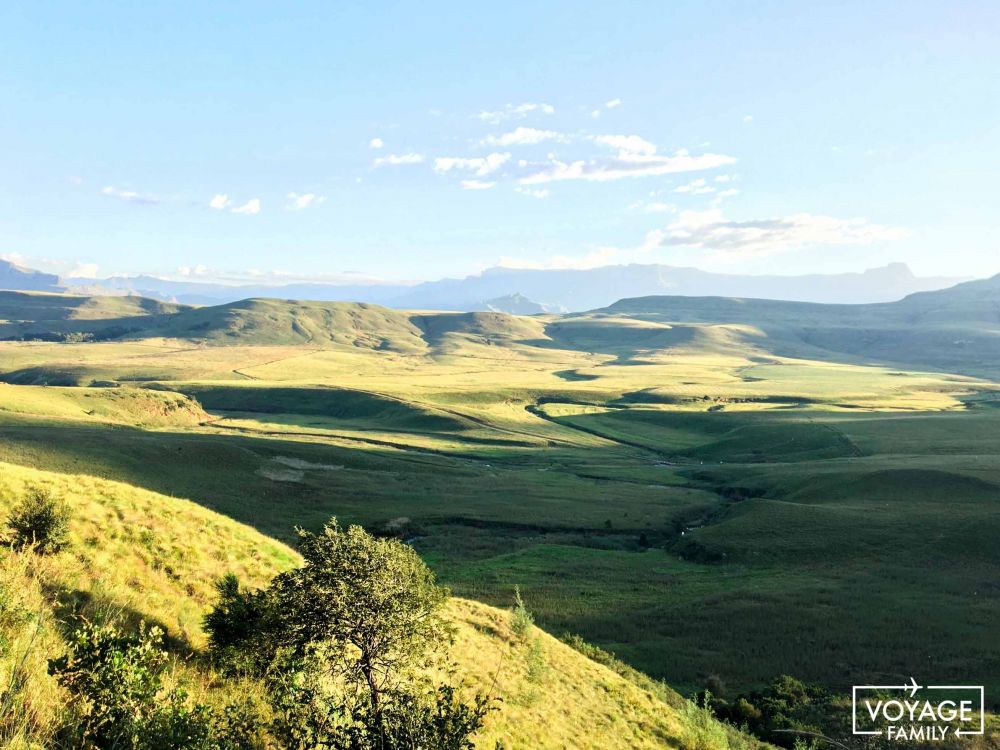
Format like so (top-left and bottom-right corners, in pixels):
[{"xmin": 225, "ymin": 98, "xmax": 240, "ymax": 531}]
[{"xmin": 0, "ymin": 461, "xmax": 760, "ymax": 750}]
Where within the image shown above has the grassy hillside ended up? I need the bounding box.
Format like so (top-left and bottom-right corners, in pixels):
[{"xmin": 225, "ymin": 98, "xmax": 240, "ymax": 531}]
[
  {"xmin": 0, "ymin": 290, "xmax": 185, "ymax": 343},
  {"xmin": 602, "ymin": 275, "xmax": 1000, "ymax": 376},
  {"xmin": 0, "ymin": 461, "xmax": 758, "ymax": 750}
]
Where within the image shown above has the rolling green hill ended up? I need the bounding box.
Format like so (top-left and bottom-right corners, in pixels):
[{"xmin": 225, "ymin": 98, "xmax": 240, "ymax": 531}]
[{"xmin": 602, "ymin": 274, "xmax": 1000, "ymax": 375}]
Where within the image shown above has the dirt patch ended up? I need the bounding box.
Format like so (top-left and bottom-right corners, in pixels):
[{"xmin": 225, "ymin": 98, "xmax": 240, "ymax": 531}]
[
  {"xmin": 273, "ymin": 456, "xmax": 344, "ymax": 471},
  {"xmin": 256, "ymin": 467, "xmax": 305, "ymax": 482}
]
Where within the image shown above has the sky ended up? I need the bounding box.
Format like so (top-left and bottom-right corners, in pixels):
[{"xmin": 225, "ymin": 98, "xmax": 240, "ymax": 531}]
[{"xmin": 1, "ymin": 1, "xmax": 998, "ymax": 285}]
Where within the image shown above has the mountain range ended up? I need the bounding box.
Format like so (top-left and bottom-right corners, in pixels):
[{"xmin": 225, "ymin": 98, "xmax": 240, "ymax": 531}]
[{"xmin": 10, "ymin": 259, "xmax": 968, "ymax": 311}]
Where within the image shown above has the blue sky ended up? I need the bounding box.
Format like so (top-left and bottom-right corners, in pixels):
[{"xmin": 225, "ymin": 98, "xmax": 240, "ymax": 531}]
[{"xmin": 1, "ymin": 1, "xmax": 998, "ymax": 284}]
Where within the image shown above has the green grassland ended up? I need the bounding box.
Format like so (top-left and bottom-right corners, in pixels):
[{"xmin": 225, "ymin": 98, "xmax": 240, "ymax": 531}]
[{"xmin": 1, "ymin": 284, "xmax": 999, "ymax": 712}]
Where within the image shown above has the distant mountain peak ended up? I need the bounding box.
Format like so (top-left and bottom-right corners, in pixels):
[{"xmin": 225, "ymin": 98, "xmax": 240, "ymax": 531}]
[
  {"xmin": 477, "ymin": 292, "xmax": 565, "ymax": 315},
  {"xmin": 0, "ymin": 258, "xmax": 63, "ymax": 292}
]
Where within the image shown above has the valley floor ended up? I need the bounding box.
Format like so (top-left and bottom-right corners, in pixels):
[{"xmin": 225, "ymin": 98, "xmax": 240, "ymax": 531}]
[{"xmin": 2, "ymin": 325, "xmax": 998, "ymax": 708}]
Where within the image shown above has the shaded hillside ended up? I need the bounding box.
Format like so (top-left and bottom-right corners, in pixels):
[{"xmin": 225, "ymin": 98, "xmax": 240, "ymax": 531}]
[
  {"xmin": 0, "ymin": 290, "xmax": 186, "ymax": 341},
  {"xmin": 601, "ymin": 276, "xmax": 1000, "ymax": 375}
]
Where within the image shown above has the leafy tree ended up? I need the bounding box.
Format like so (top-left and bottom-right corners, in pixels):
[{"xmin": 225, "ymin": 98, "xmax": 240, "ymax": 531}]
[
  {"xmin": 5, "ymin": 486, "xmax": 70, "ymax": 554},
  {"xmin": 205, "ymin": 518, "xmax": 494, "ymax": 748},
  {"xmin": 271, "ymin": 520, "xmax": 451, "ymax": 723}
]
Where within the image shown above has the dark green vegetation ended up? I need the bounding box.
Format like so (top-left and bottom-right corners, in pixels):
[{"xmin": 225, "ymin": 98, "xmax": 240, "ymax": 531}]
[
  {"xmin": 4, "ymin": 485, "xmax": 70, "ymax": 553},
  {"xmin": 1, "ymin": 276, "xmax": 999, "ymax": 710},
  {"xmin": 25, "ymin": 513, "xmax": 489, "ymax": 749}
]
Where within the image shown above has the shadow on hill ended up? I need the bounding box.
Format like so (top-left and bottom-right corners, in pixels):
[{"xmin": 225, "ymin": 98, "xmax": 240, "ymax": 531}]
[
  {"xmin": 43, "ymin": 583, "xmax": 198, "ymax": 656},
  {"xmin": 525, "ymin": 318, "xmax": 699, "ymax": 364},
  {"xmin": 174, "ymin": 383, "xmax": 474, "ymax": 433}
]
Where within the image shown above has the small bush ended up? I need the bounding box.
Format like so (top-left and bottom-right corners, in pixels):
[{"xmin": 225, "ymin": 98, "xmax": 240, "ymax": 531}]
[
  {"xmin": 49, "ymin": 621, "xmax": 261, "ymax": 749},
  {"xmin": 525, "ymin": 637, "xmax": 547, "ymax": 684},
  {"xmin": 510, "ymin": 586, "xmax": 534, "ymax": 641},
  {"xmin": 6, "ymin": 487, "xmax": 70, "ymax": 554}
]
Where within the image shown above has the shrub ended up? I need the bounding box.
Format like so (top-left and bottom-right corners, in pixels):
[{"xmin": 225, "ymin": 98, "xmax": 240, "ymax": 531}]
[
  {"xmin": 510, "ymin": 586, "xmax": 534, "ymax": 641},
  {"xmin": 5, "ymin": 486, "xmax": 70, "ymax": 554},
  {"xmin": 49, "ymin": 621, "xmax": 261, "ymax": 749},
  {"xmin": 202, "ymin": 573, "xmax": 277, "ymax": 675}
]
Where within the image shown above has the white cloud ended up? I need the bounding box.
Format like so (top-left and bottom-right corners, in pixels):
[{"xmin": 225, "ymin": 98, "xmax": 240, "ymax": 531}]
[
  {"xmin": 374, "ymin": 152, "xmax": 425, "ymax": 166},
  {"xmin": 434, "ymin": 152, "xmax": 511, "ymax": 177},
  {"xmin": 231, "ymin": 198, "xmax": 261, "ymax": 216},
  {"xmin": 590, "ymin": 109, "xmax": 601, "ymax": 119},
  {"xmin": 658, "ymin": 209, "xmax": 908, "ymax": 257},
  {"xmin": 743, "ymin": 115, "xmax": 754, "ymax": 123},
  {"xmin": 210, "ymin": 194, "xmax": 261, "ymax": 215},
  {"xmin": 674, "ymin": 178, "xmax": 716, "ymax": 195},
  {"xmin": 101, "ymin": 185, "xmax": 159, "ymax": 205},
  {"xmin": 482, "ymin": 127, "xmax": 567, "ymax": 147},
  {"xmin": 209, "ymin": 194, "xmax": 232, "ymax": 210},
  {"xmin": 286, "ymin": 192, "xmax": 326, "ymax": 210},
  {"xmin": 476, "ymin": 102, "xmax": 555, "ymax": 125},
  {"xmin": 716, "ymin": 188, "xmax": 740, "ymax": 198},
  {"xmin": 2, "ymin": 252, "xmax": 103, "ymax": 279},
  {"xmin": 591, "ymin": 134, "xmax": 657, "ymax": 157},
  {"xmin": 514, "ymin": 186, "xmax": 550, "ymax": 198},
  {"xmin": 605, "ymin": 98, "xmax": 622, "ymax": 109},
  {"xmin": 518, "ymin": 149, "xmax": 736, "ymax": 185},
  {"xmin": 66, "ymin": 262, "xmax": 100, "ymax": 278},
  {"xmin": 369, "ymin": 137, "xmax": 384, "ymax": 149},
  {"xmin": 460, "ymin": 179, "xmax": 496, "ymax": 190}
]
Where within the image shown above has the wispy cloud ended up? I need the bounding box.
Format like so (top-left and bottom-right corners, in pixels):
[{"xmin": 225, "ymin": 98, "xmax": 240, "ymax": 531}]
[
  {"xmin": 658, "ymin": 209, "xmax": 908, "ymax": 257},
  {"xmin": 286, "ymin": 192, "xmax": 326, "ymax": 210},
  {"xmin": 515, "ymin": 186, "xmax": 550, "ymax": 199},
  {"xmin": 517, "ymin": 149, "xmax": 736, "ymax": 185},
  {"xmin": 369, "ymin": 137, "xmax": 384, "ymax": 149},
  {"xmin": 674, "ymin": 178, "xmax": 715, "ymax": 195},
  {"xmin": 231, "ymin": 198, "xmax": 262, "ymax": 215},
  {"xmin": 101, "ymin": 185, "xmax": 159, "ymax": 205},
  {"xmin": 605, "ymin": 98, "xmax": 622, "ymax": 109},
  {"xmin": 2, "ymin": 252, "xmax": 102, "ymax": 279},
  {"xmin": 591, "ymin": 134, "xmax": 657, "ymax": 157},
  {"xmin": 476, "ymin": 102, "xmax": 555, "ymax": 125},
  {"xmin": 461, "ymin": 179, "xmax": 496, "ymax": 190},
  {"xmin": 67, "ymin": 262, "xmax": 100, "ymax": 278},
  {"xmin": 374, "ymin": 153, "xmax": 425, "ymax": 166},
  {"xmin": 482, "ymin": 127, "xmax": 567, "ymax": 147},
  {"xmin": 434, "ymin": 152, "xmax": 511, "ymax": 177}
]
